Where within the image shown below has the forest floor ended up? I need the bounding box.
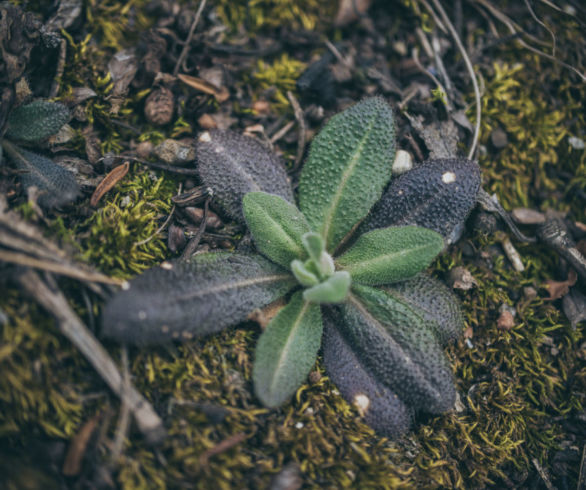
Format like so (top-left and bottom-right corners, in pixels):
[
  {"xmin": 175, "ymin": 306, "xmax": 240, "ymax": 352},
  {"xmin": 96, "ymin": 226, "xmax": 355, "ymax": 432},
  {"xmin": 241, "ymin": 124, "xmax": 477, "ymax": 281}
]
[{"xmin": 0, "ymin": 0, "xmax": 585, "ymax": 488}]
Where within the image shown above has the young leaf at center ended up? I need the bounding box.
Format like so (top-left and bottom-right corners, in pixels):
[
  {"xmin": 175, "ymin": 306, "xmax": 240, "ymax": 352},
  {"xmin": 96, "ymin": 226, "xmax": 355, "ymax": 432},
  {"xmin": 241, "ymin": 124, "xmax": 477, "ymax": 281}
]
[
  {"xmin": 243, "ymin": 192, "xmax": 311, "ymax": 268},
  {"xmin": 253, "ymin": 292, "xmax": 323, "ymax": 408},
  {"xmin": 336, "ymin": 226, "xmax": 444, "ymax": 285}
]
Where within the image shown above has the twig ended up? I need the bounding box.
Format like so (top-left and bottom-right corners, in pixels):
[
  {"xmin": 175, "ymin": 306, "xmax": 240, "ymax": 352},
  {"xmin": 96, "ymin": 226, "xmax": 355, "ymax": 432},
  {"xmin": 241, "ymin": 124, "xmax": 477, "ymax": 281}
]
[
  {"xmin": 474, "ymin": 0, "xmax": 586, "ymax": 81},
  {"xmin": 499, "ymin": 234, "xmax": 525, "ymax": 272},
  {"xmin": 269, "ymin": 120, "xmax": 296, "ymax": 144},
  {"xmin": 531, "ymin": 458, "xmax": 555, "ymax": 490},
  {"xmin": 477, "ymin": 189, "xmax": 537, "ymax": 243},
  {"xmin": 180, "ymin": 195, "xmax": 210, "ymax": 260},
  {"xmin": 198, "ymin": 433, "xmax": 247, "ymax": 466},
  {"xmin": 538, "ymin": 217, "xmax": 586, "ymax": 282},
  {"xmin": 110, "ymin": 347, "xmax": 132, "ymax": 464},
  {"xmin": 173, "ymin": 0, "xmax": 207, "ymax": 76},
  {"xmin": 428, "ymin": 0, "xmax": 482, "ymax": 159},
  {"xmin": 16, "ymin": 269, "xmax": 165, "ymax": 444},
  {"xmin": 286, "ymin": 91, "xmax": 306, "ymax": 171},
  {"xmin": 0, "ymin": 249, "xmax": 122, "ymax": 285},
  {"xmin": 523, "ymin": 0, "xmax": 556, "ymax": 57},
  {"xmin": 578, "ymin": 443, "xmax": 586, "ymax": 490}
]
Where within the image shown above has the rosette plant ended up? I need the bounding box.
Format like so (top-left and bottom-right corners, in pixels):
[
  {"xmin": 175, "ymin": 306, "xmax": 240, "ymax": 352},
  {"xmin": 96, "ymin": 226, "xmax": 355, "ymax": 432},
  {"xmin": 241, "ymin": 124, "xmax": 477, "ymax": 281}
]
[{"xmin": 103, "ymin": 97, "xmax": 481, "ymax": 437}]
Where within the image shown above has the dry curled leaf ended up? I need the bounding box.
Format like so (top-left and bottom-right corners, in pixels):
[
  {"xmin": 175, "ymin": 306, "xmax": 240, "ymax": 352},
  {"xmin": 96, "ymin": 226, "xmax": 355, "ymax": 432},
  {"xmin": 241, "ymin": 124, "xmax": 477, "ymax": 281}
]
[
  {"xmin": 90, "ymin": 161, "xmax": 130, "ymax": 207},
  {"xmin": 177, "ymin": 73, "xmax": 229, "ymax": 103},
  {"xmin": 543, "ymin": 269, "xmax": 577, "ymax": 301},
  {"xmin": 62, "ymin": 412, "xmax": 102, "ymax": 476}
]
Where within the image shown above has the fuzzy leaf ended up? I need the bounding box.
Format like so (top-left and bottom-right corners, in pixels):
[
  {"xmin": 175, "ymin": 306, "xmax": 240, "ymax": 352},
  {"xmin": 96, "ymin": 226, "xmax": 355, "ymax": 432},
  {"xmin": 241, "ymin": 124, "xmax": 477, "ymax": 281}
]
[
  {"xmin": 336, "ymin": 226, "xmax": 443, "ymax": 285},
  {"xmin": 322, "ymin": 313, "xmax": 412, "ymax": 438},
  {"xmin": 340, "ymin": 285, "xmax": 456, "ymax": 413},
  {"xmin": 5, "ymin": 100, "xmax": 70, "ymax": 142},
  {"xmin": 253, "ymin": 292, "xmax": 323, "ymax": 407},
  {"xmin": 102, "ymin": 253, "xmax": 297, "ymax": 344},
  {"xmin": 196, "ymin": 130, "xmax": 294, "ymax": 223},
  {"xmin": 243, "ymin": 192, "xmax": 311, "ymax": 268},
  {"xmin": 298, "ymin": 97, "xmax": 396, "ymax": 252},
  {"xmin": 2, "ymin": 141, "xmax": 79, "ymax": 208},
  {"xmin": 303, "ymin": 271, "xmax": 351, "ymax": 304},
  {"xmin": 383, "ymin": 273, "xmax": 465, "ymax": 346},
  {"xmin": 291, "ymin": 260, "xmax": 320, "ymax": 287},
  {"xmin": 360, "ymin": 158, "xmax": 481, "ymax": 244}
]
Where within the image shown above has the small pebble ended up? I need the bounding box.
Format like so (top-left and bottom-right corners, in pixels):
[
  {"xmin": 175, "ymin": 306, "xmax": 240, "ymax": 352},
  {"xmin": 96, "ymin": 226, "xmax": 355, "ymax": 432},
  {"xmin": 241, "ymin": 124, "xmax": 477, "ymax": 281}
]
[
  {"xmin": 154, "ymin": 139, "xmax": 196, "ymax": 165},
  {"xmin": 490, "ymin": 127, "xmax": 508, "ymax": 149},
  {"xmin": 392, "ymin": 149, "xmax": 413, "ymax": 175},
  {"xmin": 512, "ymin": 208, "xmax": 546, "ymax": 225},
  {"xmin": 448, "ymin": 266, "xmax": 478, "ymax": 290}
]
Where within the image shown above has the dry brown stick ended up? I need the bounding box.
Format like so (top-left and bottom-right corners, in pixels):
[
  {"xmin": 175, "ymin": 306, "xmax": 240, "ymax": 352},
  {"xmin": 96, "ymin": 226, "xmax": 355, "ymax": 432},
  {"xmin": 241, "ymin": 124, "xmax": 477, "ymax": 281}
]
[
  {"xmin": 198, "ymin": 433, "xmax": 247, "ymax": 466},
  {"xmin": 110, "ymin": 347, "xmax": 132, "ymax": 464},
  {"xmin": 173, "ymin": 0, "xmax": 208, "ymax": 76},
  {"xmin": 180, "ymin": 196, "xmax": 210, "ymax": 260},
  {"xmin": 16, "ymin": 269, "xmax": 165, "ymax": 444},
  {"xmin": 286, "ymin": 91, "xmax": 306, "ymax": 171},
  {"xmin": 0, "ymin": 249, "xmax": 122, "ymax": 285}
]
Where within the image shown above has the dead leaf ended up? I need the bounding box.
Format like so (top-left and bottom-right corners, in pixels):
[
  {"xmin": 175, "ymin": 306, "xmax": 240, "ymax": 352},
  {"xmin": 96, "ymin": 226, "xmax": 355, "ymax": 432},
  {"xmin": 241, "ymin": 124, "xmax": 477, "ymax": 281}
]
[
  {"xmin": 177, "ymin": 73, "xmax": 229, "ymax": 103},
  {"xmin": 334, "ymin": 0, "xmax": 372, "ymax": 27},
  {"xmin": 90, "ymin": 161, "xmax": 130, "ymax": 207},
  {"xmin": 248, "ymin": 297, "xmax": 287, "ymax": 329},
  {"xmin": 62, "ymin": 412, "xmax": 102, "ymax": 476},
  {"xmin": 543, "ymin": 269, "xmax": 577, "ymax": 300}
]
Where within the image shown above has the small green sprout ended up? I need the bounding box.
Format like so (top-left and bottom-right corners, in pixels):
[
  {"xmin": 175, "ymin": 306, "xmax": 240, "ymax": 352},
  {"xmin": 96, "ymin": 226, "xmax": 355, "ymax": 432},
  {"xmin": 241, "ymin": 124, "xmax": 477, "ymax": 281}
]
[{"xmin": 103, "ymin": 97, "xmax": 470, "ymax": 438}]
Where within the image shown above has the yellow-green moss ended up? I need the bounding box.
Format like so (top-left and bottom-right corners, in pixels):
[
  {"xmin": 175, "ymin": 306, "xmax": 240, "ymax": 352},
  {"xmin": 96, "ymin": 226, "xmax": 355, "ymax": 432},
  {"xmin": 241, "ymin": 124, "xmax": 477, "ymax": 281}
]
[
  {"xmin": 250, "ymin": 53, "xmax": 307, "ymax": 113},
  {"xmin": 216, "ymin": 0, "xmax": 336, "ymax": 33},
  {"xmin": 78, "ymin": 166, "xmax": 176, "ymax": 278}
]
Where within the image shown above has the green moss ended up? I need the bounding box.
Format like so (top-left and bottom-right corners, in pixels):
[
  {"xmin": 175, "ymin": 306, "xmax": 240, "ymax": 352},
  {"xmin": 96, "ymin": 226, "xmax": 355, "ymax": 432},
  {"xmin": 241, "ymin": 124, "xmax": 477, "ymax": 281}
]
[
  {"xmin": 250, "ymin": 53, "xmax": 307, "ymax": 113},
  {"xmin": 473, "ymin": 62, "xmax": 585, "ymax": 220},
  {"xmin": 216, "ymin": 0, "xmax": 336, "ymax": 33},
  {"xmin": 78, "ymin": 166, "xmax": 175, "ymax": 278},
  {"xmin": 0, "ymin": 293, "xmax": 86, "ymax": 439}
]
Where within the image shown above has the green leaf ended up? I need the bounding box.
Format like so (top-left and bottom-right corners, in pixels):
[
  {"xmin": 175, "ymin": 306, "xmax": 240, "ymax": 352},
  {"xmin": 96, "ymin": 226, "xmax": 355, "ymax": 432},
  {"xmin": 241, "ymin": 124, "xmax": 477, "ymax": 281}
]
[
  {"xmin": 2, "ymin": 140, "xmax": 79, "ymax": 209},
  {"xmin": 340, "ymin": 285, "xmax": 456, "ymax": 413},
  {"xmin": 302, "ymin": 232, "xmax": 334, "ymax": 277},
  {"xmin": 253, "ymin": 292, "xmax": 323, "ymax": 407},
  {"xmin": 303, "ymin": 271, "xmax": 351, "ymax": 304},
  {"xmin": 291, "ymin": 260, "xmax": 319, "ymax": 287},
  {"xmin": 196, "ymin": 129, "xmax": 294, "ymax": 223},
  {"xmin": 102, "ymin": 252, "xmax": 297, "ymax": 344},
  {"xmin": 243, "ymin": 192, "xmax": 311, "ymax": 268},
  {"xmin": 298, "ymin": 97, "xmax": 396, "ymax": 252},
  {"xmin": 336, "ymin": 226, "xmax": 444, "ymax": 285},
  {"xmin": 5, "ymin": 101, "xmax": 70, "ymax": 142}
]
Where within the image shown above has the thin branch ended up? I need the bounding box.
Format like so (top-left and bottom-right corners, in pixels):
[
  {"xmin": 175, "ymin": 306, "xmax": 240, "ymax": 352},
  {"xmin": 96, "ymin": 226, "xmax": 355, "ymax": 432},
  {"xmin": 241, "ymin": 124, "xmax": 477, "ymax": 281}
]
[
  {"xmin": 173, "ymin": 0, "xmax": 208, "ymax": 76},
  {"xmin": 16, "ymin": 269, "xmax": 165, "ymax": 444},
  {"xmin": 180, "ymin": 195, "xmax": 210, "ymax": 260},
  {"xmin": 286, "ymin": 91, "xmax": 306, "ymax": 171},
  {"xmin": 0, "ymin": 249, "xmax": 122, "ymax": 285}
]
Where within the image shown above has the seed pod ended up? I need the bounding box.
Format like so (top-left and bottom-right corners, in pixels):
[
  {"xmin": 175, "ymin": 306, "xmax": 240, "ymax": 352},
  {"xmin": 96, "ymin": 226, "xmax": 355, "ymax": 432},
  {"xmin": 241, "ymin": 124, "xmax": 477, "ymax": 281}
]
[
  {"xmin": 361, "ymin": 158, "xmax": 481, "ymax": 244},
  {"xmin": 196, "ymin": 130, "xmax": 294, "ymax": 223},
  {"xmin": 144, "ymin": 86, "xmax": 174, "ymax": 126},
  {"xmin": 101, "ymin": 252, "xmax": 296, "ymax": 344},
  {"xmin": 322, "ymin": 313, "xmax": 412, "ymax": 438},
  {"xmin": 383, "ymin": 273, "xmax": 465, "ymax": 346}
]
